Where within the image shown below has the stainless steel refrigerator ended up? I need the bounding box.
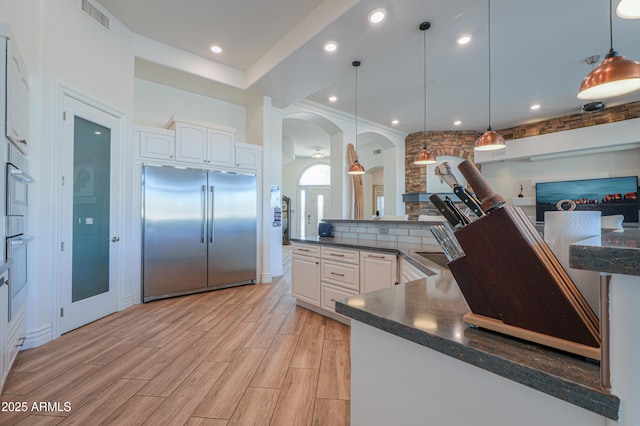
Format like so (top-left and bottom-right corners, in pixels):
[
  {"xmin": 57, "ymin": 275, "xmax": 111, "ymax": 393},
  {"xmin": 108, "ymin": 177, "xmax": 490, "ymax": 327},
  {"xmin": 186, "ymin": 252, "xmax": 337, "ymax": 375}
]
[{"xmin": 142, "ymin": 165, "xmax": 257, "ymax": 302}]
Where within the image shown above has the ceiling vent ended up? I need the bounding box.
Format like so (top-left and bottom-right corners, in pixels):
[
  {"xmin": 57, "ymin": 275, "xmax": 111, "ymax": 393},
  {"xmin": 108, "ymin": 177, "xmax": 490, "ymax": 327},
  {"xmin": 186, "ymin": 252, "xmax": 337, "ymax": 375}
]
[
  {"xmin": 81, "ymin": 0, "xmax": 110, "ymax": 29},
  {"xmin": 373, "ymin": 148, "xmax": 382, "ymax": 155}
]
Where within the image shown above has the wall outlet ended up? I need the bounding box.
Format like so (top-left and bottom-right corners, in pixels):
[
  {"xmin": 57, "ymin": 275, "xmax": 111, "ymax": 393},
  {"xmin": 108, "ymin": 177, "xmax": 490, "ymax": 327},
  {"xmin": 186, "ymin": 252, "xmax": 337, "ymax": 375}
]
[{"xmin": 379, "ymin": 225, "xmax": 389, "ymax": 234}]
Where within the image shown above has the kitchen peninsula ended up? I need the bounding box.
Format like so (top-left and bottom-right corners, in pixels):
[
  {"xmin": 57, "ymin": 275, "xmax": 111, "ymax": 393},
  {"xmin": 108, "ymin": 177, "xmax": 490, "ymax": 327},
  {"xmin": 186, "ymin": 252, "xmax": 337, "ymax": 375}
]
[
  {"xmin": 290, "ymin": 218, "xmax": 640, "ymax": 425},
  {"xmin": 328, "ymin": 227, "xmax": 640, "ymax": 425}
]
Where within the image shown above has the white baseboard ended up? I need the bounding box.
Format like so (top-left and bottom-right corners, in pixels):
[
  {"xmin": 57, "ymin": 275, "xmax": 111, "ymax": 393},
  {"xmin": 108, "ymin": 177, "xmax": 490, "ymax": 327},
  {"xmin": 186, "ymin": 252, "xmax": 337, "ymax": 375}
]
[
  {"xmin": 24, "ymin": 323, "xmax": 53, "ymax": 349},
  {"xmin": 261, "ymin": 272, "xmax": 272, "ymax": 283},
  {"xmin": 271, "ymin": 267, "xmax": 284, "ymax": 278}
]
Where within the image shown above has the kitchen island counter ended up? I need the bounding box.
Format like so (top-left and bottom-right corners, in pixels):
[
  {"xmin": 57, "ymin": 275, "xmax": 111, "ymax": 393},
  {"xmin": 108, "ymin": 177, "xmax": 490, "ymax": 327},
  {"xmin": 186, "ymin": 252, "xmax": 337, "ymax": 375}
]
[{"xmin": 294, "ymin": 233, "xmax": 621, "ymax": 423}]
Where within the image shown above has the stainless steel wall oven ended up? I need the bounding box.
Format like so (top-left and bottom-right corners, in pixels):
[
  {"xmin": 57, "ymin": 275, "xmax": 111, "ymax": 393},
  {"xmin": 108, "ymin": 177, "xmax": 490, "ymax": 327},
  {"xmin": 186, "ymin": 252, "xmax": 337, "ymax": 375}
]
[{"xmin": 6, "ymin": 143, "xmax": 32, "ymax": 321}]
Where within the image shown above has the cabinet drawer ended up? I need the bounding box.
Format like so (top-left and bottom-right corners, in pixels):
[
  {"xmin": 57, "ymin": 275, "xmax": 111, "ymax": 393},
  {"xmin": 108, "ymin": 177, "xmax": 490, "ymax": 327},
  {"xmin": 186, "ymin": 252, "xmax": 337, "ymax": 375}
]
[
  {"xmin": 292, "ymin": 244, "xmax": 320, "ymax": 257},
  {"xmin": 321, "ymin": 260, "xmax": 359, "ymax": 291},
  {"xmin": 321, "ymin": 283, "xmax": 357, "ymax": 314},
  {"xmin": 321, "ymin": 246, "xmax": 359, "ymax": 264}
]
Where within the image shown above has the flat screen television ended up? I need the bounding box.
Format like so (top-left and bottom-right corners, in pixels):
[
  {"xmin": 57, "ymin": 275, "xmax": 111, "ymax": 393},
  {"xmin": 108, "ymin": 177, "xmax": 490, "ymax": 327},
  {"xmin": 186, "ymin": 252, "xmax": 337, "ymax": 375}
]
[{"xmin": 535, "ymin": 176, "xmax": 639, "ymax": 222}]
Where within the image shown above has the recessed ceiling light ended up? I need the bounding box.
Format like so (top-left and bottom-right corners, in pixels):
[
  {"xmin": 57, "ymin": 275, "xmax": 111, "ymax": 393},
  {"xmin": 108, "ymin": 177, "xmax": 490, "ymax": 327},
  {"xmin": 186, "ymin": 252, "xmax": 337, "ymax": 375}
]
[
  {"xmin": 391, "ymin": 119, "xmax": 399, "ymax": 125},
  {"xmin": 368, "ymin": 8, "xmax": 386, "ymax": 24},
  {"xmin": 530, "ymin": 104, "xmax": 541, "ymax": 110},
  {"xmin": 457, "ymin": 35, "xmax": 471, "ymax": 45},
  {"xmin": 323, "ymin": 41, "xmax": 338, "ymax": 53},
  {"xmin": 210, "ymin": 45, "xmax": 222, "ymax": 54},
  {"xmin": 94, "ymin": 131, "xmax": 102, "ymax": 135},
  {"xmin": 328, "ymin": 95, "xmax": 338, "ymax": 102},
  {"xmin": 453, "ymin": 120, "xmax": 462, "ymax": 126}
]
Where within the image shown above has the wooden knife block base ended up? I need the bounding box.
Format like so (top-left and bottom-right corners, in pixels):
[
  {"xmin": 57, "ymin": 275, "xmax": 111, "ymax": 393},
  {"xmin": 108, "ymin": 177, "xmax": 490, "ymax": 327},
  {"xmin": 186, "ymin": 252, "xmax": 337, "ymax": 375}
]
[
  {"xmin": 463, "ymin": 313, "xmax": 601, "ymax": 360},
  {"xmin": 448, "ymin": 206, "xmax": 600, "ymax": 357}
]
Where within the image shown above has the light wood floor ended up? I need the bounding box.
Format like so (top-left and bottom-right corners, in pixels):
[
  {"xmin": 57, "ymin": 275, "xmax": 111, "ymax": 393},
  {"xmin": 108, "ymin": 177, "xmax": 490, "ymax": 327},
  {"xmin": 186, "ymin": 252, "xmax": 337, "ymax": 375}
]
[{"xmin": 0, "ymin": 247, "xmax": 350, "ymax": 425}]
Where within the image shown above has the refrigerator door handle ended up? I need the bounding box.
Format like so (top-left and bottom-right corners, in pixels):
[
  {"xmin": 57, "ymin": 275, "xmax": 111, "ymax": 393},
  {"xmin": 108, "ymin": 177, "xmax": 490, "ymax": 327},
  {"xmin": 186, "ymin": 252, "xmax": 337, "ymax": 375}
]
[
  {"xmin": 201, "ymin": 184, "xmax": 206, "ymax": 243},
  {"xmin": 210, "ymin": 185, "xmax": 215, "ymax": 243}
]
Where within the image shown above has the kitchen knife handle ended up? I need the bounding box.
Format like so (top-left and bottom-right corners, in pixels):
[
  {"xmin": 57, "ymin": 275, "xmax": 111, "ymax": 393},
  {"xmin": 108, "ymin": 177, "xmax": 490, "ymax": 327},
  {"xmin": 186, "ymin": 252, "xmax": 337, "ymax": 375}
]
[
  {"xmin": 429, "ymin": 194, "xmax": 460, "ymax": 228},
  {"xmin": 453, "ymin": 185, "xmax": 484, "ymax": 217},
  {"xmin": 445, "ymin": 196, "xmax": 471, "ymax": 226},
  {"xmin": 457, "ymin": 160, "xmax": 505, "ymax": 213}
]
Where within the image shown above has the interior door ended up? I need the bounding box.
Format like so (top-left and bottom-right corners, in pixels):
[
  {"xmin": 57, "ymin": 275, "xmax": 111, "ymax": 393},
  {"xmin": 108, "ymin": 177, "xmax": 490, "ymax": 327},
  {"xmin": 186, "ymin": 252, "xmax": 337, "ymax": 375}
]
[
  {"xmin": 59, "ymin": 95, "xmax": 121, "ymax": 334},
  {"xmin": 303, "ymin": 187, "xmax": 330, "ymax": 239}
]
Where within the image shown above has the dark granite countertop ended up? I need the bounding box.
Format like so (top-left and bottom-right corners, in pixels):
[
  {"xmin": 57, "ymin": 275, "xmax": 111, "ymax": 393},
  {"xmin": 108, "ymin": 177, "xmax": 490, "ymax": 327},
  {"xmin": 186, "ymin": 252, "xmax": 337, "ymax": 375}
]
[
  {"xmin": 336, "ymin": 277, "xmax": 619, "ymax": 420},
  {"xmin": 296, "ymin": 235, "xmax": 621, "ymax": 419},
  {"xmin": 291, "ymin": 237, "xmax": 442, "ymax": 277},
  {"xmin": 570, "ymin": 229, "xmax": 640, "ymax": 276}
]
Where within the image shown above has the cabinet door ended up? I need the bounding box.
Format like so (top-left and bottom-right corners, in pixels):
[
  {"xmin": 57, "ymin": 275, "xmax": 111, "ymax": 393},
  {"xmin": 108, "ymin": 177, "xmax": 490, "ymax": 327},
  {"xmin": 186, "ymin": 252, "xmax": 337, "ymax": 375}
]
[
  {"xmin": 321, "ymin": 260, "xmax": 359, "ymax": 291},
  {"xmin": 321, "ymin": 282, "xmax": 357, "ymax": 315},
  {"xmin": 235, "ymin": 146, "xmax": 260, "ymax": 170},
  {"xmin": 399, "ymin": 256, "xmax": 428, "ymax": 284},
  {"xmin": 360, "ymin": 251, "xmax": 397, "ymax": 294},
  {"xmin": 140, "ymin": 131, "xmax": 175, "ymax": 160},
  {"xmin": 175, "ymin": 123, "xmax": 208, "ymax": 164},
  {"xmin": 207, "ymin": 130, "xmax": 235, "ymax": 167},
  {"xmin": 291, "ymin": 254, "xmax": 320, "ymax": 306},
  {"xmin": 6, "ymin": 39, "xmax": 29, "ymax": 154}
]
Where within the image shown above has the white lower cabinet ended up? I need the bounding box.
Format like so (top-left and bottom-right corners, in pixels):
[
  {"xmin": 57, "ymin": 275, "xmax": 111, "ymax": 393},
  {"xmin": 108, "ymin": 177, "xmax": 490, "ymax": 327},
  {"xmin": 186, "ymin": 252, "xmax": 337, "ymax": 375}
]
[
  {"xmin": 321, "ymin": 283, "xmax": 358, "ymax": 315},
  {"xmin": 291, "ymin": 243, "xmax": 397, "ymax": 322},
  {"xmin": 0, "ymin": 278, "xmax": 7, "ymax": 391},
  {"xmin": 291, "ymin": 253, "xmax": 320, "ymax": 306},
  {"xmin": 360, "ymin": 251, "xmax": 398, "ymax": 293},
  {"xmin": 399, "ymin": 256, "xmax": 428, "ymax": 284},
  {"xmin": 6, "ymin": 307, "xmax": 25, "ymax": 376},
  {"xmin": 321, "ymin": 260, "xmax": 359, "ymax": 291}
]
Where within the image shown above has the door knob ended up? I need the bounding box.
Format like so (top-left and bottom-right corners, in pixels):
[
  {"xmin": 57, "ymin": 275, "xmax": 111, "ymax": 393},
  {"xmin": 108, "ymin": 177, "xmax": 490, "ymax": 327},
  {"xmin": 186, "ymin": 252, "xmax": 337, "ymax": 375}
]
[{"xmin": 111, "ymin": 236, "xmax": 120, "ymax": 242}]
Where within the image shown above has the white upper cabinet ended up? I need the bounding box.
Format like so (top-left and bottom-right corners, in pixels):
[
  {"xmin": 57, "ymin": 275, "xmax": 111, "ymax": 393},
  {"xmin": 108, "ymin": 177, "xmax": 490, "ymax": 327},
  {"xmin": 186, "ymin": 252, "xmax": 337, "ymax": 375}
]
[
  {"xmin": 235, "ymin": 142, "xmax": 262, "ymax": 171},
  {"xmin": 137, "ymin": 126, "xmax": 175, "ymax": 160},
  {"xmin": 6, "ymin": 37, "xmax": 29, "ymax": 155},
  {"xmin": 170, "ymin": 117, "xmax": 236, "ymax": 168},
  {"xmin": 208, "ymin": 129, "xmax": 234, "ymax": 167}
]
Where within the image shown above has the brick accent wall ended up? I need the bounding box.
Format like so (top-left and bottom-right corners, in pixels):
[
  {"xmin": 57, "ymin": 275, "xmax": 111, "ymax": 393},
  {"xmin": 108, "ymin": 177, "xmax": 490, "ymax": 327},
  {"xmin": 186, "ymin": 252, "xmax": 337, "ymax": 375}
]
[
  {"xmin": 499, "ymin": 100, "xmax": 640, "ymax": 140},
  {"xmin": 405, "ymin": 131, "xmax": 479, "ymax": 219},
  {"xmin": 403, "ymin": 101, "xmax": 640, "ymax": 220}
]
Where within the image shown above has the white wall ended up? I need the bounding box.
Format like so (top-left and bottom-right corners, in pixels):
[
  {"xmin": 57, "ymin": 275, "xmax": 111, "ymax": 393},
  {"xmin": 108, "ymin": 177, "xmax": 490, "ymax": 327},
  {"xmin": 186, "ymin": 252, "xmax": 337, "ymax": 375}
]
[{"xmin": 134, "ymin": 78, "xmax": 247, "ymax": 141}]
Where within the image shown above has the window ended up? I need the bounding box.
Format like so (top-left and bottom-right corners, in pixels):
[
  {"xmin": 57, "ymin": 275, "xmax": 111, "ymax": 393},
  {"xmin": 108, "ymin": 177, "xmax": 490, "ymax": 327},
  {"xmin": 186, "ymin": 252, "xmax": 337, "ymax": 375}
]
[{"xmin": 299, "ymin": 164, "xmax": 330, "ymax": 186}]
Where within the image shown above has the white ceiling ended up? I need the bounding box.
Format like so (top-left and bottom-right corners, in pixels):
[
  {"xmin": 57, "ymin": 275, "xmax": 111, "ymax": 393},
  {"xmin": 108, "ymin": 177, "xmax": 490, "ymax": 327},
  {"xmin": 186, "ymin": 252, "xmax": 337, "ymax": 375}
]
[{"xmin": 97, "ymin": 0, "xmax": 640, "ymax": 158}]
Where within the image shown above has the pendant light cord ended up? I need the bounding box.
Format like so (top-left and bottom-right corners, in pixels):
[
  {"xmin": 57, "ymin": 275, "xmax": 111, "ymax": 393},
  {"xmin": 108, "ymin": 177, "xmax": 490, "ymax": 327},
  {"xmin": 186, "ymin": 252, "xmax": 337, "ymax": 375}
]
[
  {"xmin": 422, "ymin": 25, "xmax": 427, "ymax": 138},
  {"xmin": 423, "ymin": 24, "xmax": 427, "ymax": 145},
  {"xmin": 488, "ymin": 0, "xmax": 492, "ymax": 128},
  {"xmin": 609, "ymin": 0, "xmax": 614, "ymax": 52},
  {"xmin": 353, "ymin": 60, "xmax": 359, "ymax": 152}
]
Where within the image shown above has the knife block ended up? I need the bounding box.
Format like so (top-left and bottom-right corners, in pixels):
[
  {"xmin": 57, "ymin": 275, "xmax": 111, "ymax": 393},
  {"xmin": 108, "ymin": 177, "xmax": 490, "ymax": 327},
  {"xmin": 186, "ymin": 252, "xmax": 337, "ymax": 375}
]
[{"xmin": 448, "ymin": 206, "xmax": 601, "ymax": 359}]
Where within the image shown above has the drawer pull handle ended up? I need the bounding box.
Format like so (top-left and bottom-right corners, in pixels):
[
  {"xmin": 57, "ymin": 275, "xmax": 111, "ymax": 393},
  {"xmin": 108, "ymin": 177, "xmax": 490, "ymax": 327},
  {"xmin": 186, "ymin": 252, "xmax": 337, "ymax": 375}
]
[
  {"xmin": 330, "ymin": 272, "xmax": 345, "ymax": 277},
  {"xmin": 330, "ymin": 253, "xmax": 345, "ymax": 257},
  {"xmin": 330, "ymin": 298, "xmax": 336, "ymax": 302},
  {"xmin": 368, "ymin": 255, "xmax": 385, "ymax": 259},
  {"xmin": 299, "ymin": 248, "xmax": 310, "ymax": 252}
]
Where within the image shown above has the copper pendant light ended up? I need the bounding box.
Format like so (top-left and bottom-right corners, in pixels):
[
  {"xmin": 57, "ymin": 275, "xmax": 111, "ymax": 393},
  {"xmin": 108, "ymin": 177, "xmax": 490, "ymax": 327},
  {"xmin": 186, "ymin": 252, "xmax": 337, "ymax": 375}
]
[
  {"xmin": 616, "ymin": 0, "xmax": 640, "ymax": 19},
  {"xmin": 414, "ymin": 21, "xmax": 437, "ymax": 165},
  {"xmin": 578, "ymin": 0, "xmax": 640, "ymax": 100},
  {"xmin": 475, "ymin": 0, "xmax": 505, "ymax": 152},
  {"xmin": 348, "ymin": 60, "xmax": 366, "ymax": 175}
]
